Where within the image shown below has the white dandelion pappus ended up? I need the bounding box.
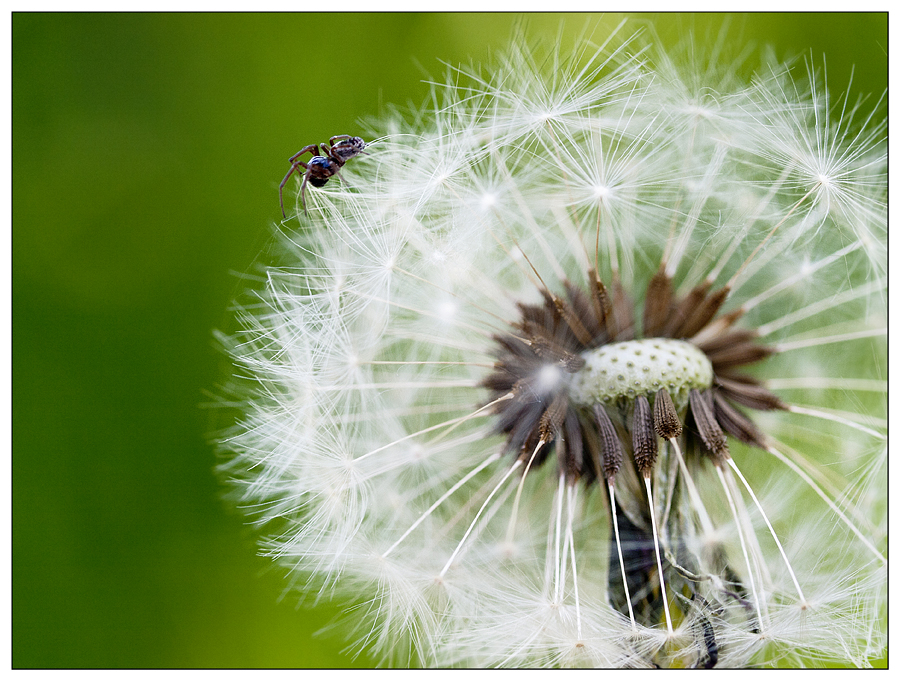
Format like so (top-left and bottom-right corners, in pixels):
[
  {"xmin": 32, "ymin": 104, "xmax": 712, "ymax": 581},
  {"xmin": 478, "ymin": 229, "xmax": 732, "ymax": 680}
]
[{"xmin": 220, "ymin": 32, "xmax": 886, "ymax": 668}]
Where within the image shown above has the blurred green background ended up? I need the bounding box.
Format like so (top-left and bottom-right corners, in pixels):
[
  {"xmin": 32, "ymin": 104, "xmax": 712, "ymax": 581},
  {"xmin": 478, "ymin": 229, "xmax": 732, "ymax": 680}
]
[{"xmin": 12, "ymin": 13, "xmax": 887, "ymax": 668}]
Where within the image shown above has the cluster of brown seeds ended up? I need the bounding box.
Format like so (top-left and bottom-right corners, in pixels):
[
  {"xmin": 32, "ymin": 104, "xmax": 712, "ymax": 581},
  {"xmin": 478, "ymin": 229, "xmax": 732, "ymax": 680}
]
[
  {"xmin": 482, "ymin": 263, "xmax": 788, "ymax": 486},
  {"xmin": 480, "ymin": 261, "xmax": 793, "ymax": 659}
]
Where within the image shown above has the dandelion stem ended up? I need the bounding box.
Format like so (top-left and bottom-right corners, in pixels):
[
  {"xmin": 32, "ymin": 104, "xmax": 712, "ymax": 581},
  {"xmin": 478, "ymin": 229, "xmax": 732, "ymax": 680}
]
[
  {"xmin": 504, "ymin": 439, "xmax": 546, "ymax": 546},
  {"xmin": 643, "ymin": 475, "xmax": 673, "ymax": 636},
  {"xmin": 382, "ymin": 452, "xmax": 502, "ymax": 559},
  {"xmin": 766, "ymin": 444, "xmax": 885, "ymax": 563},
  {"xmin": 392, "ymin": 265, "xmax": 518, "ymax": 328},
  {"xmin": 766, "ymin": 377, "xmax": 885, "ymax": 392},
  {"xmin": 739, "ymin": 241, "xmax": 863, "ymax": 313},
  {"xmin": 756, "ymin": 279, "xmax": 883, "ymax": 337},
  {"xmin": 355, "ymin": 291, "xmax": 496, "ymax": 339},
  {"xmin": 703, "ymin": 162, "xmax": 794, "ymax": 286},
  {"xmin": 769, "ymin": 437, "xmax": 880, "ymax": 535},
  {"xmin": 775, "ymin": 327, "xmax": 885, "ymax": 352},
  {"xmin": 608, "ymin": 482, "xmax": 637, "ymax": 631},
  {"xmin": 553, "ymin": 472, "xmax": 565, "ymax": 605},
  {"xmin": 727, "ymin": 184, "xmax": 819, "ymax": 290},
  {"xmin": 787, "ymin": 404, "xmax": 885, "ymax": 439},
  {"xmin": 318, "ymin": 380, "xmax": 479, "ymax": 392},
  {"xmin": 727, "ymin": 458, "xmax": 805, "ymax": 602},
  {"xmin": 715, "ymin": 465, "xmax": 765, "ymax": 631},
  {"xmin": 362, "ymin": 360, "xmax": 494, "ymax": 367},
  {"xmin": 669, "ymin": 145, "xmax": 727, "ymax": 280},
  {"xmin": 566, "ymin": 484, "xmax": 583, "ymax": 641},
  {"xmin": 427, "ymin": 392, "xmax": 515, "ymax": 446},
  {"xmin": 356, "ymin": 394, "xmax": 511, "ymax": 462},
  {"xmin": 439, "ymin": 459, "xmax": 523, "ymax": 578},
  {"xmin": 668, "ymin": 438, "xmax": 715, "ymax": 536}
]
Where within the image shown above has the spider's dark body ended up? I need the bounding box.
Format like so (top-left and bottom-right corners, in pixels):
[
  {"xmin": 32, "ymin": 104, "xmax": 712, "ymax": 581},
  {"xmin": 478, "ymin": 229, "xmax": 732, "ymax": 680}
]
[{"xmin": 279, "ymin": 135, "xmax": 367, "ymax": 216}]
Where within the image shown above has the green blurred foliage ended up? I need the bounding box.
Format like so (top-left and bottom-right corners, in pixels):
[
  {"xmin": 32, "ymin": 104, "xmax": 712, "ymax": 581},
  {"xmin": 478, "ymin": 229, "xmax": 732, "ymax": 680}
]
[{"xmin": 12, "ymin": 13, "xmax": 886, "ymax": 668}]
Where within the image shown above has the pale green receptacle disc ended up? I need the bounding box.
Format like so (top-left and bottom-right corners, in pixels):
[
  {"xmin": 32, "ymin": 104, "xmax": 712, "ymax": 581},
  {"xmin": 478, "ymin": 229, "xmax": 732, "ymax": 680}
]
[{"xmin": 569, "ymin": 338, "xmax": 713, "ymax": 410}]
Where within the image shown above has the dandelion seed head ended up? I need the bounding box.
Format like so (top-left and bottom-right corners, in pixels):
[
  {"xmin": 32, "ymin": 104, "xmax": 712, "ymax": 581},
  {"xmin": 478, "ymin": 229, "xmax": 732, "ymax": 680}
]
[
  {"xmin": 535, "ymin": 364, "xmax": 565, "ymax": 394},
  {"xmin": 683, "ymin": 102, "xmax": 717, "ymax": 121},
  {"xmin": 591, "ymin": 183, "xmax": 611, "ymax": 200},
  {"xmin": 479, "ymin": 191, "xmax": 498, "ymax": 210},
  {"xmin": 220, "ymin": 29, "xmax": 885, "ymax": 668}
]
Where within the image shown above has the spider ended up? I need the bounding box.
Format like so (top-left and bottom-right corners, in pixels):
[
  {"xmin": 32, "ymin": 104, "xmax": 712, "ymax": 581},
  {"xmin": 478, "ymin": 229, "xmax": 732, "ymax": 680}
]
[{"xmin": 279, "ymin": 135, "xmax": 368, "ymax": 216}]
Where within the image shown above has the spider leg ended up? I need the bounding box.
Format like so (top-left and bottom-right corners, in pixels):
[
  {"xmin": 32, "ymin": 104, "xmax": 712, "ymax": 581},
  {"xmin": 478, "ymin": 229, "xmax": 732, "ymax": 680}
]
[
  {"xmin": 289, "ymin": 144, "xmax": 320, "ymax": 163},
  {"xmin": 329, "ymin": 134, "xmax": 351, "ymax": 145},
  {"xmin": 332, "ymin": 168, "xmax": 353, "ymax": 188},
  {"xmin": 279, "ymin": 159, "xmax": 309, "ymax": 217},
  {"xmin": 280, "ymin": 144, "xmax": 320, "ymax": 217},
  {"xmin": 299, "ymin": 172, "xmax": 311, "ymax": 216}
]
